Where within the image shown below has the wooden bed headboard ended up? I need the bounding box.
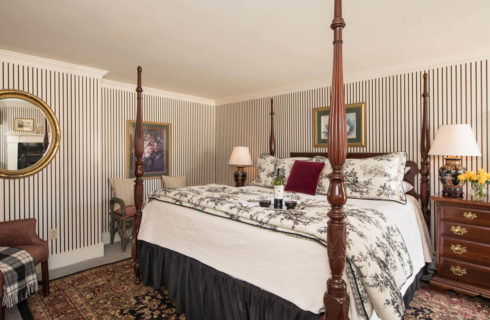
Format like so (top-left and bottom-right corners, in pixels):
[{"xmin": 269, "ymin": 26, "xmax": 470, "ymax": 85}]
[{"xmin": 289, "ymin": 152, "xmax": 421, "ymax": 200}]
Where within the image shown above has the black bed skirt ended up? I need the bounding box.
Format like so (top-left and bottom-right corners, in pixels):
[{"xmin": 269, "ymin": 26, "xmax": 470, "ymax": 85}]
[{"xmin": 138, "ymin": 240, "xmax": 423, "ymax": 320}]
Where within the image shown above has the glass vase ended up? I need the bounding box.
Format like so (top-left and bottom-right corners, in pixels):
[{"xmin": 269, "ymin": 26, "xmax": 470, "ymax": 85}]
[{"xmin": 470, "ymin": 182, "xmax": 487, "ymax": 201}]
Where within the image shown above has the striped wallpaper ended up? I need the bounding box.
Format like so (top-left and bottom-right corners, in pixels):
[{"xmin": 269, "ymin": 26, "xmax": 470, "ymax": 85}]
[
  {"xmin": 100, "ymin": 86, "xmax": 216, "ymax": 235},
  {"xmin": 0, "ymin": 61, "xmax": 103, "ymax": 255},
  {"xmin": 1, "ymin": 52, "xmax": 488, "ymax": 258},
  {"xmin": 0, "ymin": 59, "xmax": 216, "ymax": 257},
  {"xmin": 216, "ymin": 60, "xmax": 489, "ymax": 231}
]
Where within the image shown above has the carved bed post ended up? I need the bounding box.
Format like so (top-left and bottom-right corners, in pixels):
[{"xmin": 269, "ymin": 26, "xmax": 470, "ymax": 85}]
[
  {"xmin": 132, "ymin": 66, "xmax": 144, "ymax": 283},
  {"xmin": 324, "ymin": 0, "xmax": 349, "ymax": 319},
  {"xmin": 269, "ymin": 98, "xmax": 276, "ymax": 156},
  {"xmin": 420, "ymin": 72, "xmax": 430, "ymax": 227}
]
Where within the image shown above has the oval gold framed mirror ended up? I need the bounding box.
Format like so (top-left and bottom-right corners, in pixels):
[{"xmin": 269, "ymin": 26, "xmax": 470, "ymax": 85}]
[{"xmin": 0, "ymin": 90, "xmax": 61, "ymax": 179}]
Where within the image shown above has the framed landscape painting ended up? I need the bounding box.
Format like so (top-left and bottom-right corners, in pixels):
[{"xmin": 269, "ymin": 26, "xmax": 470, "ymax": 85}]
[
  {"xmin": 127, "ymin": 121, "xmax": 171, "ymax": 178},
  {"xmin": 313, "ymin": 103, "xmax": 366, "ymax": 147},
  {"xmin": 14, "ymin": 118, "xmax": 34, "ymax": 132}
]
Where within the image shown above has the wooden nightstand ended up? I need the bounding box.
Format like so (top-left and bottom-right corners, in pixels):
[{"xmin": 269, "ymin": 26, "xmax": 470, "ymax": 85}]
[{"xmin": 430, "ymin": 195, "xmax": 490, "ymax": 298}]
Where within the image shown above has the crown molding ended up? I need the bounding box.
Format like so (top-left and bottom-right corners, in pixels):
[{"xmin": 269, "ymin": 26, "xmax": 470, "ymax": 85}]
[
  {"xmin": 216, "ymin": 48, "xmax": 490, "ymax": 106},
  {"xmin": 0, "ymin": 49, "xmax": 108, "ymax": 78},
  {"xmin": 101, "ymin": 79, "xmax": 215, "ymax": 106},
  {"xmin": 345, "ymin": 47, "xmax": 490, "ymax": 84}
]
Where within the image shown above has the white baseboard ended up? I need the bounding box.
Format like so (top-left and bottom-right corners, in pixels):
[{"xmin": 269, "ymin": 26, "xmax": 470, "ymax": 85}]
[
  {"xmin": 101, "ymin": 231, "xmax": 122, "ymax": 244},
  {"xmin": 48, "ymin": 243, "xmax": 104, "ymax": 270}
]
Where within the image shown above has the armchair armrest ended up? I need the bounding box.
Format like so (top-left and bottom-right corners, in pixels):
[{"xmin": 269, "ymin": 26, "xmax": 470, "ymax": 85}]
[
  {"xmin": 0, "ymin": 218, "xmax": 40, "ymax": 246},
  {"xmin": 110, "ymin": 197, "xmax": 127, "ymax": 216}
]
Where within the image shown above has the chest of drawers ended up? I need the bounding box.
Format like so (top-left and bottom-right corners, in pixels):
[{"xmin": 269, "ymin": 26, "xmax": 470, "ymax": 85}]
[{"xmin": 430, "ymin": 195, "xmax": 490, "ymax": 298}]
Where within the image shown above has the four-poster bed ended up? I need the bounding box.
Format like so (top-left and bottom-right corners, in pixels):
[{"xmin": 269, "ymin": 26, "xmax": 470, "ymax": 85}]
[{"xmin": 130, "ymin": 0, "xmax": 431, "ymax": 318}]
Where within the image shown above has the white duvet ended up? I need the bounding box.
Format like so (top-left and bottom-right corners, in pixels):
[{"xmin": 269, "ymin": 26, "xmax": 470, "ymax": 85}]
[{"xmin": 138, "ymin": 187, "xmax": 431, "ymax": 320}]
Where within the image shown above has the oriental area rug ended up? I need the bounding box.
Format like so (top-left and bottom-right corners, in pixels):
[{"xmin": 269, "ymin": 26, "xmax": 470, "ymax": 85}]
[{"xmin": 25, "ymin": 259, "xmax": 489, "ymax": 320}]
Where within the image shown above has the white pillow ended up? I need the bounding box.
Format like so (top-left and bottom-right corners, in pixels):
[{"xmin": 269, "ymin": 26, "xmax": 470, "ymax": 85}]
[
  {"xmin": 251, "ymin": 154, "xmax": 277, "ymax": 188},
  {"xmin": 162, "ymin": 175, "xmax": 187, "ymax": 189},
  {"xmin": 403, "ymin": 181, "xmax": 414, "ymax": 193},
  {"xmin": 312, "ymin": 156, "xmax": 333, "ymax": 195},
  {"xmin": 343, "ymin": 152, "xmax": 407, "ymax": 203}
]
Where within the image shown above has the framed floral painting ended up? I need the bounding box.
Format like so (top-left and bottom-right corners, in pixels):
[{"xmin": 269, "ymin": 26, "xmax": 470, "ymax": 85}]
[
  {"xmin": 127, "ymin": 121, "xmax": 171, "ymax": 178},
  {"xmin": 313, "ymin": 103, "xmax": 366, "ymax": 147}
]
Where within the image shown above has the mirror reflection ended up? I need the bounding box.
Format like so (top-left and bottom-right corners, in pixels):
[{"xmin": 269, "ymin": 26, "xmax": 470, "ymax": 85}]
[{"xmin": 0, "ymin": 98, "xmax": 51, "ymax": 171}]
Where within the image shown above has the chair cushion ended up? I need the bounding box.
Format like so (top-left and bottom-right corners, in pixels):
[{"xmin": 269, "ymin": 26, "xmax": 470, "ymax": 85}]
[
  {"xmin": 161, "ymin": 175, "xmax": 187, "ymax": 189},
  {"xmin": 285, "ymin": 160, "xmax": 325, "ymax": 195},
  {"xmin": 114, "ymin": 205, "xmax": 136, "ymax": 218},
  {"xmin": 0, "ymin": 219, "xmax": 38, "ymax": 246},
  {"xmin": 109, "ymin": 178, "xmax": 135, "ymax": 210}
]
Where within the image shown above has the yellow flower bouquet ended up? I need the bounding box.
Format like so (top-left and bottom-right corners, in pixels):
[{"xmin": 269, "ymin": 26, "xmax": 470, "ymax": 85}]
[{"xmin": 458, "ymin": 169, "xmax": 490, "ymax": 200}]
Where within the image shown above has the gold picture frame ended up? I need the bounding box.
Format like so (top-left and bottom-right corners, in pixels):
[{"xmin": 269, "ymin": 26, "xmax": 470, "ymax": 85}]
[
  {"xmin": 0, "ymin": 90, "xmax": 61, "ymax": 179},
  {"xmin": 14, "ymin": 118, "xmax": 34, "ymax": 132},
  {"xmin": 126, "ymin": 120, "xmax": 171, "ymax": 179},
  {"xmin": 313, "ymin": 103, "xmax": 366, "ymax": 147}
]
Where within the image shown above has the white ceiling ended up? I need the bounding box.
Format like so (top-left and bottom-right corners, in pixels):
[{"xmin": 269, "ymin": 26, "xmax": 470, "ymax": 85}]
[{"xmin": 0, "ymin": 0, "xmax": 489, "ymax": 101}]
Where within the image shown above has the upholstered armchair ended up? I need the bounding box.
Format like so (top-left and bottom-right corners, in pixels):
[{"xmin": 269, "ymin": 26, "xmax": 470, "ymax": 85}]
[
  {"xmin": 109, "ymin": 178, "xmax": 136, "ymax": 251},
  {"xmin": 0, "ymin": 219, "xmax": 49, "ymax": 319}
]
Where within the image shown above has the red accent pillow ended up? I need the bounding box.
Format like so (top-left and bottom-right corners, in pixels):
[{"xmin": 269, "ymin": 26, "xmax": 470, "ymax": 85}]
[{"xmin": 285, "ymin": 160, "xmax": 325, "ymax": 195}]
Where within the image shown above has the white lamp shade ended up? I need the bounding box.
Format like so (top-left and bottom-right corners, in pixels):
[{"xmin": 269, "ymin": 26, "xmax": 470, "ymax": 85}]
[
  {"xmin": 228, "ymin": 146, "xmax": 253, "ymax": 166},
  {"xmin": 429, "ymin": 124, "xmax": 481, "ymax": 157}
]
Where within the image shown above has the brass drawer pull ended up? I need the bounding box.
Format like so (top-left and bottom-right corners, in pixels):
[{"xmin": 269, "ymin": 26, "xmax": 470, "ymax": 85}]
[
  {"xmin": 450, "ymin": 265, "xmax": 467, "ymax": 277},
  {"xmin": 451, "ymin": 226, "xmax": 467, "ymax": 236},
  {"xmin": 450, "ymin": 244, "xmax": 467, "ymax": 254},
  {"xmin": 463, "ymin": 212, "xmax": 477, "ymax": 220}
]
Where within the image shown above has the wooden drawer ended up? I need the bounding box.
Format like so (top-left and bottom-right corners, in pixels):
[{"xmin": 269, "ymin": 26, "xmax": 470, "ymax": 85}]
[
  {"xmin": 440, "ymin": 205, "xmax": 490, "ymax": 227},
  {"xmin": 441, "ymin": 237, "xmax": 490, "ymax": 266},
  {"xmin": 441, "ymin": 220, "xmax": 490, "ymax": 243},
  {"xmin": 439, "ymin": 258, "xmax": 490, "ymax": 289}
]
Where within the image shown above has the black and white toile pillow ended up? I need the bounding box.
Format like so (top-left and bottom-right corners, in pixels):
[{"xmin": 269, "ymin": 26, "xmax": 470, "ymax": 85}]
[
  {"xmin": 312, "ymin": 156, "xmax": 332, "ymax": 195},
  {"xmin": 275, "ymin": 157, "xmax": 297, "ymax": 183},
  {"xmin": 251, "ymin": 153, "xmax": 309, "ymax": 188},
  {"xmin": 313, "ymin": 152, "xmax": 407, "ymax": 203},
  {"xmin": 251, "ymin": 153, "xmax": 277, "ymax": 188},
  {"xmin": 344, "ymin": 152, "xmax": 407, "ymax": 204}
]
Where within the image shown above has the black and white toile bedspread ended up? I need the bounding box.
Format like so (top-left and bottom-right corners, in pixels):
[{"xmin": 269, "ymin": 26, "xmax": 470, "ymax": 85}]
[
  {"xmin": 150, "ymin": 184, "xmax": 413, "ymax": 319},
  {"xmin": 0, "ymin": 247, "xmax": 38, "ymax": 308}
]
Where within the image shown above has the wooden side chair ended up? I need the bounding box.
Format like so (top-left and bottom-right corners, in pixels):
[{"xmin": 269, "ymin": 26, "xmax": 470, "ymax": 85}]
[
  {"xmin": 109, "ymin": 178, "xmax": 136, "ymax": 251},
  {"xmin": 0, "ymin": 219, "xmax": 49, "ymax": 320}
]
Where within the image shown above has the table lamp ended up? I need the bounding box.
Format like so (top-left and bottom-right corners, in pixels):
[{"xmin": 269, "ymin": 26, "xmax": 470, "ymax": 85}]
[
  {"xmin": 228, "ymin": 146, "xmax": 253, "ymax": 187},
  {"xmin": 429, "ymin": 124, "xmax": 481, "ymax": 197}
]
